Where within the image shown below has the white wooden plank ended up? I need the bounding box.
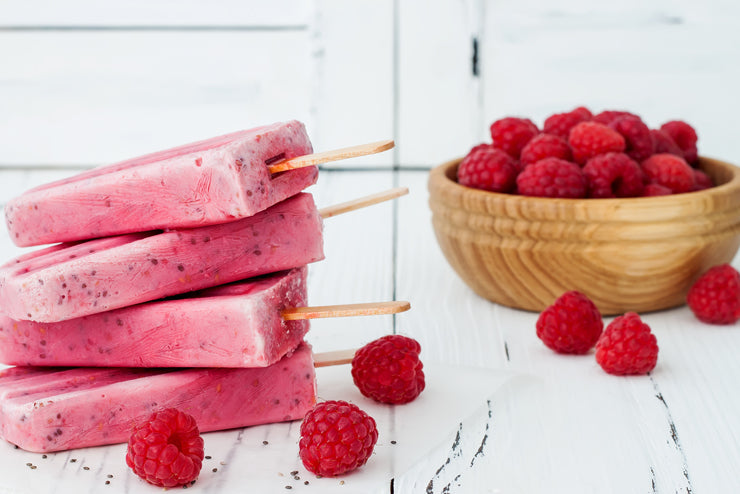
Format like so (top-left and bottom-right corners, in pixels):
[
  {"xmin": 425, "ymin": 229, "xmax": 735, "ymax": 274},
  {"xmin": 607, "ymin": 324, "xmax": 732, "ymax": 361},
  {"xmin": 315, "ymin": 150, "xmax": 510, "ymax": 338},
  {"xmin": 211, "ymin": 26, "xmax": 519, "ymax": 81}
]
[
  {"xmin": 641, "ymin": 309, "xmax": 740, "ymax": 492},
  {"xmin": 310, "ymin": 0, "xmax": 395, "ymax": 168},
  {"xmin": 0, "ymin": 31, "xmax": 312, "ymax": 166},
  {"xmin": 481, "ymin": 0, "xmax": 740, "ymax": 162},
  {"xmin": 304, "ymin": 171, "xmax": 397, "ymax": 354},
  {"xmin": 397, "ymin": 0, "xmax": 483, "ymax": 168},
  {"xmin": 0, "ymin": 1, "xmax": 309, "ymax": 26}
]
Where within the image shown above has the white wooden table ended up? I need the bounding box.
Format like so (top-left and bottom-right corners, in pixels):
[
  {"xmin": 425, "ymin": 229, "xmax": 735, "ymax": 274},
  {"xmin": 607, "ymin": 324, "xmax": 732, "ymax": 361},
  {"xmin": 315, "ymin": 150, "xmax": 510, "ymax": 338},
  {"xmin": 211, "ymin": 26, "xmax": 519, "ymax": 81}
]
[
  {"xmin": 2, "ymin": 0, "xmax": 740, "ymax": 491},
  {"xmin": 1, "ymin": 165, "xmax": 740, "ymax": 493}
]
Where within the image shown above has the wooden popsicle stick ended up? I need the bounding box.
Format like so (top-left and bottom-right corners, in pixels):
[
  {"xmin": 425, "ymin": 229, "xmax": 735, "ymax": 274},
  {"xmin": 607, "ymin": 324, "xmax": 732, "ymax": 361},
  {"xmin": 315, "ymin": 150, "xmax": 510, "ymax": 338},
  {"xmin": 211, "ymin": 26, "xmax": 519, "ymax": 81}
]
[
  {"xmin": 268, "ymin": 139, "xmax": 394, "ymax": 174},
  {"xmin": 318, "ymin": 187, "xmax": 409, "ymax": 219},
  {"xmin": 282, "ymin": 300, "xmax": 410, "ymax": 321},
  {"xmin": 313, "ymin": 348, "xmax": 357, "ymax": 368}
]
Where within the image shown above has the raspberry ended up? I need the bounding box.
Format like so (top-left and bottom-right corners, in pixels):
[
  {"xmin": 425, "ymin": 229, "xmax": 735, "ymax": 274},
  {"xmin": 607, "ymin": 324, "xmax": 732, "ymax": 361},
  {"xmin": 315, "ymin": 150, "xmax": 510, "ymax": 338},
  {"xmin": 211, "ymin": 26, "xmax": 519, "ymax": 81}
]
[
  {"xmin": 490, "ymin": 117, "xmax": 539, "ymax": 159},
  {"xmin": 592, "ymin": 110, "xmax": 639, "ymax": 126},
  {"xmin": 536, "ymin": 291, "xmax": 603, "ymax": 354},
  {"xmin": 642, "ymin": 183, "xmax": 673, "ymax": 196},
  {"xmin": 520, "ymin": 133, "xmax": 572, "ymax": 167},
  {"xmin": 516, "ymin": 158, "xmax": 587, "ymax": 198},
  {"xmin": 693, "ymin": 169, "xmax": 713, "ymax": 191},
  {"xmin": 126, "ymin": 408, "xmax": 204, "ymax": 488},
  {"xmin": 299, "ymin": 400, "xmax": 378, "ymax": 477},
  {"xmin": 583, "ymin": 152, "xmax": 644, "ymax": 198},
  {"xmin": 571, "ymin": 106, "xmax": 594, "ymax": 120},
  {"xmin": 661, "ymin": 120, "xmax": 699, "ymax": 164},
  {"xmin": 351, "ymin": 334, "xmax": 425, "ymax": 404},
  {"xmin": 608, "ymin": 115, "xmax": 654, "ymax": 162},
  {"xmin": 457, "ymin": 146, "xmax": 520, "ymax": 193},
  {"xmin": 595, "ymin": 312, "xmax": 659, "ymax": 375},
  {"xmin": 650, "ymin": 129, "xmax": 684, "ymax": 157},
  {"xmin": 687, "ymin": 264, "xmax": 740, "ymax": 324},
  {"xmin": 568, "ymin": 122, "xmax": 626, "ymax": 164},
  {"xmin": 641, "ymin": 153, "xmax": 695, "ymax": 193},
  {"xmin": 543, "ymin": 107, "xmax": 592, "ymax": 139}
]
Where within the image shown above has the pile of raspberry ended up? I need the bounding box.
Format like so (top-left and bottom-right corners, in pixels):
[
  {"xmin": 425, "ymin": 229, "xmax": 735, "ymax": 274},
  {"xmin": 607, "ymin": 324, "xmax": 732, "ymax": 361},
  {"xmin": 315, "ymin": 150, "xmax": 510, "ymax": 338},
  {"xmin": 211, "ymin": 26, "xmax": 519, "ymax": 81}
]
[{"xmin": 457, "ymin": 107, "xmax": 711, "ymax": 198}]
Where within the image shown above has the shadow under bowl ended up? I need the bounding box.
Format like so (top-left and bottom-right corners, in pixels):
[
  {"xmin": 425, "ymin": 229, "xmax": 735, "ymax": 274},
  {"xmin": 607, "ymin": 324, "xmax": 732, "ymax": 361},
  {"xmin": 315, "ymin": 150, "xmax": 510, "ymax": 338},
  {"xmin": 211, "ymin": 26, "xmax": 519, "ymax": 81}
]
[{"xmin": 428, "ymin": 156, "xmax": 740, "ymax": 315}]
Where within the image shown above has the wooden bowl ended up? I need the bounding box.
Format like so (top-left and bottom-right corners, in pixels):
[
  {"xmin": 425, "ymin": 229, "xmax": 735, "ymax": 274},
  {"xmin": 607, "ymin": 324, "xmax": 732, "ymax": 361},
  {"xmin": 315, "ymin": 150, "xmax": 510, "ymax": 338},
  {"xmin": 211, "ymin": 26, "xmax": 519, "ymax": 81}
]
[{"xmin": 428, "ymin": 157, "xmax": 740, "ymax": 315}]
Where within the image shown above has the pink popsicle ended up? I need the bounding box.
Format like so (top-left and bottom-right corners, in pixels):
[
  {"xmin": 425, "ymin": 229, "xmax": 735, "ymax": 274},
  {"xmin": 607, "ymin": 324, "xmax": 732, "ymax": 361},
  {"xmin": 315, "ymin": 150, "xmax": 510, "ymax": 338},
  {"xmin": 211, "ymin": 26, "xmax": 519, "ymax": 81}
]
[
  {"xmin": 0, "ymin": 193, "xmax": 324, "ymax": 323},
  {"xmin": 0, "ymin": 342, "xmax": 317, "ymax": 453},
  {"xmin": 4, "ymin": 120, "xmax": 317, "ymax": 247},
  {"xmin": 0, "ymin": 267, "xmax": 309, "ymax": 368}
]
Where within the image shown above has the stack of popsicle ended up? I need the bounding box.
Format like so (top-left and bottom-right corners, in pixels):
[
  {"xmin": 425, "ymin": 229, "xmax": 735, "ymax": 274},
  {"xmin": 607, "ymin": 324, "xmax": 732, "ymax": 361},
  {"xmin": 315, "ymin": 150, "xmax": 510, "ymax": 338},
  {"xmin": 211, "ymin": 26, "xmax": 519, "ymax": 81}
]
[{"xmin": 0, "ymin": 121, "xmax": 402, "ymax": 452}]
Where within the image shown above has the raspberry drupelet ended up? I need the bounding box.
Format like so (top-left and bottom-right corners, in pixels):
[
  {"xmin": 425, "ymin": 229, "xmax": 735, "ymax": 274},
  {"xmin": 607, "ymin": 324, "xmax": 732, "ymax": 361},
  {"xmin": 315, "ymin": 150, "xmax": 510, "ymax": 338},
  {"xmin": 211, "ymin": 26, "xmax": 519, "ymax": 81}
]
[
  {"xmin": 457, "ymin": 146, "xmax": 520, "ymax": 193},
  {"xmin": 520, "ymin": 133, "xmax": 573, "ymax": 168},
  {"xmin": 595, "ymin": 312, "xmax": 659, "ymax": 375},
  {"xmin": 126, "ymin": 408, "xmax": 205, "ymax": 488},
  {"xmin": 687, "ymin": 264, "xmax": 740, "ymax": 324},
  {"xmin": 608, "ymin": 115, "xmax": 654, "ymax": 162},
  {"xmin": 490, "ymin": 117, "xmax": 539, "ymax": 159},
  {"xmin": 351, "ymin": 334, "xmax": 425, "ymax": 404},
  {"xmin": 568, "ymin": 121, "xmax": 626, "ymax": 164},
  {"xmin": 516, "ymin": 157, "xmax": 587, "ymax": 198},
  {"xmin": 650, "ymin": 128, "xmax": 684, "ymax": 157},
  {"xmin": 543, "ymin": 106, "xmax": 592, "ymax": 140},
  {"xmin": 641, "ymin": 153, "xmax": 696, "ymax": 193},
  {"xmin": 661, "ymin": 120, "xmax": 699, "ymax": 165},
  {"xmin": 583, "ymin": 152, "xmax": 645, "ymax": 198},
  {"xmin": 299, "ymin": 400, "xmax": 378, "ymax": 477},
  {"xmin": 536, "ymin": 291, "xmax": 603, "ymax": 354}
]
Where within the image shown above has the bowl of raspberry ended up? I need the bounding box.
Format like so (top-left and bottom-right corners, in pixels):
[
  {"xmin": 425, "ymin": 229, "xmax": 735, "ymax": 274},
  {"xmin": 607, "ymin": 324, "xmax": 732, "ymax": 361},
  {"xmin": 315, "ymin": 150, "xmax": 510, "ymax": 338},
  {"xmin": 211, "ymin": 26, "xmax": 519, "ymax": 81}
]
[{"xmin": 428, "ymin": 107, "xmax": 740, "ymax": 315}]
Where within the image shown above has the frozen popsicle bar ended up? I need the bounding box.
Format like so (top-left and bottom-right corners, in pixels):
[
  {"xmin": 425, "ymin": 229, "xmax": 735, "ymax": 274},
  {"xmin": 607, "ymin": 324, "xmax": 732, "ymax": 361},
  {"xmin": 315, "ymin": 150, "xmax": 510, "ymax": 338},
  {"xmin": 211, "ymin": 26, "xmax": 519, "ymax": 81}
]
[
  {"xmin": 0, "ymin": 342, "xmax": 316, "ymax": 453},
  {"xmin": 0, "ymin": 267, "xmax": 309, "ymax": 368},
  {"xmin": 0, "ymin": 193, "xmax": 323, "ymax": 323},
  {"xmin": 5, "ymin": 120, "xmax": 316, "ymax": 247}
]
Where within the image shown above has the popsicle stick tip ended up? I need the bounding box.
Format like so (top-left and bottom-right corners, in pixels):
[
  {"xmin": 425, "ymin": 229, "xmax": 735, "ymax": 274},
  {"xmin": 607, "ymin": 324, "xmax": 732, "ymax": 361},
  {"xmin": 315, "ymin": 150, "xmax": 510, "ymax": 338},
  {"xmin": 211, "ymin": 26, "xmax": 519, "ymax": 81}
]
[
  {"xmin": 268, "ymin": 139, "xmax": 394, "ymax": 173},
  {"xmin": 318, "ymin": 187, "xmax": 409, "ymax": 219},
  {"xmin": 314, "ymin": 349, "xmax": 357, "ymax": 367},
  {"xmin": 282, "ymin": 300, "xmax": 411, "ymax": 321}
]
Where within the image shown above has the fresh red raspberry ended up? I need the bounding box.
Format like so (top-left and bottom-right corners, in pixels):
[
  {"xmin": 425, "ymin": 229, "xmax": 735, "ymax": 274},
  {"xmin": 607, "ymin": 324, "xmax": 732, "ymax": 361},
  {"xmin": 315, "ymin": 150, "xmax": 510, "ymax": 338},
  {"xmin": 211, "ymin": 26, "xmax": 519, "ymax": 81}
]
[
  {"xmin": 543, "ymin": 107, "xmax": 592, "ymax": 139},
  {"xmin": 583, "ymin": 152, "xmax": 645, "ymax": 198},
  {"xmin": 642, "ymin": 183, "xmax": 673, "ymax": 196},
  {"xmin": 595, "ymin": 312, "xmax": 659, "ymax": 375},
  {"xmin": 457, "ymin": 146, "xmax": 520, "ymax": 193},
  {"xmin": 608, "ymin": 115, "xmax": 654, "ymax": 162},
  {"xmin": 687, "ymin": 264, "xmax": 740, "ymax": 324},
  {"xmin": 641, "ymin": 153, "xmax": 695, "ymax": 193},
  {"xmin": 490, "ymin": 117, "xmax": 539, "ymax": 159},
  {"xmin": 592, "ymin": 110, "xmax": 639, "ymax": 126},
  {"xmin": 661, "ymin": 120, "xmax": 699, "ymax": 164},
  {"xmin": 516, "ymin": 158, "xmax": 587, "ymax": 198},
  {"xmin": 568, "ymin": 122, "xmax": 626, "ymax": 164},
  {"xmin": 351, "ymin": 334, "xmax": 425, "ymax": 404},
  {"xmin": 536, "ymin": 291, "xmax": 603, "ymax": 354},
  {"xmin": 650, "ymin": 129, "xmax": 684, "ymax": 157},
  {"xmin": 299, "ymin": 400, "xmax": 378, "ymax": 477},
  {"xmin": 520, "ymin": 133, "xmax": 572, "ymax": 167},
  {"xmin": 571, "ymin": 106, "xmax": 593, "ymax": 120},
  {"xmin": 693, "ymin": 169, "xmax": 713, "ymax": 191},
  {"xmin": 126, "ymin": 408, "xmax": 204, "ymax": 488}
]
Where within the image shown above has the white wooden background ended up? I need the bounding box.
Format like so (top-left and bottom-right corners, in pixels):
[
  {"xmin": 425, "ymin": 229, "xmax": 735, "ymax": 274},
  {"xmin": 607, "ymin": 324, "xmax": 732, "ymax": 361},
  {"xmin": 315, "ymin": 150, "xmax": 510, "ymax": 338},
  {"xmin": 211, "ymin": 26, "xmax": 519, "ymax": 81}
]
[{"xmin": 2, "ymin": 1, "xmax": 740, "ymax": 493}]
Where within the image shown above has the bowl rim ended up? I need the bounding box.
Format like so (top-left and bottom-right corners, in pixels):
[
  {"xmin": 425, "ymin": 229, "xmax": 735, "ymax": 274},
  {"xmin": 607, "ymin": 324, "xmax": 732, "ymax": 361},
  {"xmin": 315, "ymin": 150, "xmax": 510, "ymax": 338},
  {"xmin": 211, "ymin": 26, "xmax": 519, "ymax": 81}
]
[{"xmin": 429, "ymin": 156, "xmax": 740, "ymax": 222}]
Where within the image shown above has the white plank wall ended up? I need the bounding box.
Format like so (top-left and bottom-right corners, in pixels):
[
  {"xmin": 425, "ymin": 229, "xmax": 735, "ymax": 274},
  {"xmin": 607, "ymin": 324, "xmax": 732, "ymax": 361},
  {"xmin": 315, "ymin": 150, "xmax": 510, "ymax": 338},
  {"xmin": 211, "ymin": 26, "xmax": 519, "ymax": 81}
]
[{"xmin": 2, "ymin": 1, "xmax": 740, "ymax": 493}]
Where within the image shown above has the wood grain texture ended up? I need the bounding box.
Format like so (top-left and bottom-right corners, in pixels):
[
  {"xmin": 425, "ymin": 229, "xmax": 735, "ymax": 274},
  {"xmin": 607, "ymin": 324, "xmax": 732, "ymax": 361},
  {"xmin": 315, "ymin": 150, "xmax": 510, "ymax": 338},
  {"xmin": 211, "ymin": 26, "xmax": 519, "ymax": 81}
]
[{"xmin": 428, "ymin": 157, "xmax": 740, "ymax": 315}]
